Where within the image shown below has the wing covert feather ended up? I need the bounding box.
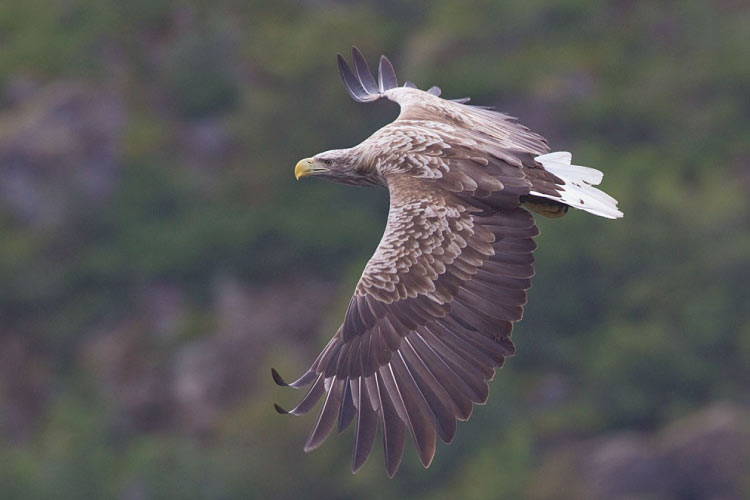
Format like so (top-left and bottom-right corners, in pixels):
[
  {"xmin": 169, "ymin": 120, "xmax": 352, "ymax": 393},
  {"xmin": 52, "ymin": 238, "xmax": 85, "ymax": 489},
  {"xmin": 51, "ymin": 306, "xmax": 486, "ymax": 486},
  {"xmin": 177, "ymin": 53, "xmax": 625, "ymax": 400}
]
[{"xmin": 275, "ymin": 175, "xmax": 538, "ymax": 474}]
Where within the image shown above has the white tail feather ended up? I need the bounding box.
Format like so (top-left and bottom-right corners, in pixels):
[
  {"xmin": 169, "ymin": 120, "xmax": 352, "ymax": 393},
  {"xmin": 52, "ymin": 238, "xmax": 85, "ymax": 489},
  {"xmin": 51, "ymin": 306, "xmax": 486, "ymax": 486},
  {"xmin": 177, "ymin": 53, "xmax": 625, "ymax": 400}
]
[{"xmin": 531, "ymin": 151, "xmax": 623, "ymax": 219}]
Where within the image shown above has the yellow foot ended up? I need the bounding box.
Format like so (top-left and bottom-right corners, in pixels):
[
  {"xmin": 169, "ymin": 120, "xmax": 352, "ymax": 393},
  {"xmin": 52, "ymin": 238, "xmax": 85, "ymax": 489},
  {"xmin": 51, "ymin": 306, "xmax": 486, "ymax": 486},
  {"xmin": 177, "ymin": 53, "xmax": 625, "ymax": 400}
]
[{"xmin": 522, "ymin": 200, "xmax": 568, "ymax": 218}]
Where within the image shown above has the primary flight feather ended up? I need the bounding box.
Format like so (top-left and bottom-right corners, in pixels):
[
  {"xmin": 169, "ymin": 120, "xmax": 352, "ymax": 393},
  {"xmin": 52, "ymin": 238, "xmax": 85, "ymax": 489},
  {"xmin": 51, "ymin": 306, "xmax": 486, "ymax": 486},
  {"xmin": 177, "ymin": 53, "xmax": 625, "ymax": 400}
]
[{"xmin": 275, "ymin": 47, "xmax": 622, "ymax": 477}]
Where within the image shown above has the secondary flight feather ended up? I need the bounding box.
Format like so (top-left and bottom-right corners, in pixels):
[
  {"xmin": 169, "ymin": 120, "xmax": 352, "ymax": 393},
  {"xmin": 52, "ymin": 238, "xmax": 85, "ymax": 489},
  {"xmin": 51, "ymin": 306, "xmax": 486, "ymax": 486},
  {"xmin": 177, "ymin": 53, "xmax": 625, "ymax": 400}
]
[{"xmin": 275, "ymin": 47, "xmax": 622, "ymax": 477}]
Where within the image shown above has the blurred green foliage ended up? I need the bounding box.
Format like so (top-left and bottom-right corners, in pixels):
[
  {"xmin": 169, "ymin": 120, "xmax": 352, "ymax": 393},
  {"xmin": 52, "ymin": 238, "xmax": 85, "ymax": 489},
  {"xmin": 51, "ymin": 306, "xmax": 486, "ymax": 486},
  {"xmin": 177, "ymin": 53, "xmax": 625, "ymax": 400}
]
[{"xmin": 0, "ymin": 0, "xmax": 749, "ymax": 498}]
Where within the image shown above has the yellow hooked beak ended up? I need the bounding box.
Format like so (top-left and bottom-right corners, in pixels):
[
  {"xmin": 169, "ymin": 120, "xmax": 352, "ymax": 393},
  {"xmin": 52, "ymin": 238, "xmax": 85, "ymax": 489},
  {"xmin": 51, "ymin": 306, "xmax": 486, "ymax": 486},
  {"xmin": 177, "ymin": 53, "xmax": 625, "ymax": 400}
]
[
  {"xmin": 294, "ymin": 157, "xmax": 327, "ymax": 180},
  {"xmin": 295, "ymin": 158, "xmax": 313, "ymax": 180},
  {"xmin": 295, "ymin": 157, "xmax": 332, "ymax": 180}
]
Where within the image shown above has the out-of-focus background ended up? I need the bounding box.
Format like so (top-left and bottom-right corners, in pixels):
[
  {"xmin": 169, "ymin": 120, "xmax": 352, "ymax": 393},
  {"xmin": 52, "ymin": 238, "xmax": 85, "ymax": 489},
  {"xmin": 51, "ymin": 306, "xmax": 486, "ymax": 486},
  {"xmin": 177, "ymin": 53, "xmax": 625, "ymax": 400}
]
[{"xmin": 1, "ymin": 1, "xmax": 749, "ymax": 498}]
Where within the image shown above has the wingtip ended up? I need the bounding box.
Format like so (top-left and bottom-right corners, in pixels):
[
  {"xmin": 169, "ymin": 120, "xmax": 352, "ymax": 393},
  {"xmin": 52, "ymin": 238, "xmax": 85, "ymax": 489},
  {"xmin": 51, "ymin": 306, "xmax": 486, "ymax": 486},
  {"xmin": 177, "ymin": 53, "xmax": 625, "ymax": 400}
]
[
  {"xmin": 338, "ymin": 51, "xmax": 376, "ymax": 102},
  {"xmin": 351, "ymin": 46, "xmax": 379, "ymax": 95},
  {"xmin": 352, "ymin": 459, "xmax": 366, "ymax": 475},
  {"xmin": 385, "ymin": 459, "xmax": 401, "ymax": 478},
  {"xmin": 336, "ymin": 53, "xmax": 349, "ymax": 74},
  {"xmin": 303, "ymin": 440, "xmax": 320, "ymax": 453},
  {"xmin": 413, "ymin": 439, "xmax": 437, "ymax": 469},
  {"xmin": 271, "ymin": 367, "xmax": 288, "ymax": 386},
  {"xmin": 378, "ymin": 55, "xmax": 398, "ymax": 92},
  {"xmin": 274, "ymin": 403, "xmax": 289, "ymax": 414}
]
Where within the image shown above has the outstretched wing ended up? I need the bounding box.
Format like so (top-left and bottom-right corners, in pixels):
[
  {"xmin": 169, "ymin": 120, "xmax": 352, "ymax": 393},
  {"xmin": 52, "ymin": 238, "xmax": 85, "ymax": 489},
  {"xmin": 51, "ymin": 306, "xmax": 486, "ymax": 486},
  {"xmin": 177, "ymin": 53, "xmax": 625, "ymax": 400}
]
[
  {"xmin": 338, "ymin": 47, "xmax": 461, "ymax": 103},
  {"xmin": 274, "ymin": 173, "xmax": 538, "ymax": 476},
  {"xmin": 338, "ymin": 47, "xmax": 622, "ymax": 218},
  {"xmin": 338, "ymin": 46, "xmax": 550, "ymax": 157}
]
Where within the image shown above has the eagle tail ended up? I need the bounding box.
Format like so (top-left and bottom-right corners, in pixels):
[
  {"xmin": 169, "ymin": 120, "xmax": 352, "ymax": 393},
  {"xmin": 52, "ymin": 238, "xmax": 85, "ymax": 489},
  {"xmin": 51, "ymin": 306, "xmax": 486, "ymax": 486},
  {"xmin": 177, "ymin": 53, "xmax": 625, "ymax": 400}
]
[{"xmin": 531, "ymin": 152, "xmax": 623, "ymax": 219}]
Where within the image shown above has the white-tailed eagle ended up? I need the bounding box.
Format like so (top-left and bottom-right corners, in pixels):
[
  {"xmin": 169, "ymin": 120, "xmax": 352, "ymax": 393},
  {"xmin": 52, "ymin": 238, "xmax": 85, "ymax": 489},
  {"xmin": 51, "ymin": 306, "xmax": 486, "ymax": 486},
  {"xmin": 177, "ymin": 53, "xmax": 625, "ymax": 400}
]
[{"xmin": 274, "ymin": 47, "xmax": 622, "ymax": 477}]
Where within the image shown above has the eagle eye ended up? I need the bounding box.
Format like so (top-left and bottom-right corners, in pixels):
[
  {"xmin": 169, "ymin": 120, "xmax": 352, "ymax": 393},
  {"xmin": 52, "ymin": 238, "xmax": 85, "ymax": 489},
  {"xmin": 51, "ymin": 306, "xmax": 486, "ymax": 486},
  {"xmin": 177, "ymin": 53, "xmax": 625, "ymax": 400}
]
[{"xmin": 321, "ymin": 158, "xmax": 333, "ymax": 166}]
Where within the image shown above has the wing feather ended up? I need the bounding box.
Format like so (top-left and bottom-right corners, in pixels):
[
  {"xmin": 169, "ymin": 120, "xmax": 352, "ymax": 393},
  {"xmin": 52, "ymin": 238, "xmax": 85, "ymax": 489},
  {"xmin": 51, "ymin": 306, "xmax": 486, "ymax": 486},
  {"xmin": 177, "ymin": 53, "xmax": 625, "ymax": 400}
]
[
  {"xmin": 375, "ymin": 371, "xmax": 406, "ymax": 477},
  {"xmin": 401, "ymin": 337, "xmax": 460, "ymax": 437},
  {"xmin": 352, "ymin": 377, "xmax": 378, "ymax": 472},
  {"xmin": 304, "ymin": 376, "xmax": 345, "ymax": 452},
  {"xmin": 378, "ymin": 55, "xmax": 398, "ymax": 92},
  {"xmin": 352, "ymin": 46, "xmax": 379, "ymax": 95},
  {"xmin": 383, "ymin": 360, "xmax": 437, "ymax": 468},
  {"xmin": 408, "ymin": 331, "xmax": 474, "ymax": 419},
  {"xmin": 338, "ymin": 378, "xmax": 356, "ymax": 432}
]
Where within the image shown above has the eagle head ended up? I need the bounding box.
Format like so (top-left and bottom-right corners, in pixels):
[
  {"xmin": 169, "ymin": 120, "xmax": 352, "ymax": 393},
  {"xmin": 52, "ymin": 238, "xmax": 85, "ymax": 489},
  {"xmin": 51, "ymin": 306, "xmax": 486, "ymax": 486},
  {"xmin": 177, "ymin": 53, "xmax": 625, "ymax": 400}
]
[{"xmin": 295, "ymin": 148, "xmax": 377, "ymax": 186}]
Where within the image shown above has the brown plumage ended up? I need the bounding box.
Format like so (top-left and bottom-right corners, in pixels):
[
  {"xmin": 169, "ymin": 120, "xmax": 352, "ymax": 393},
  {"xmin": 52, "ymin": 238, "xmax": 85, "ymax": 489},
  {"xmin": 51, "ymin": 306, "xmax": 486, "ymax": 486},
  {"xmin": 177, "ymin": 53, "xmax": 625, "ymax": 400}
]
[{"xmin": 278, "ymin": 47, "xmax": 623, "ymax": 477}]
